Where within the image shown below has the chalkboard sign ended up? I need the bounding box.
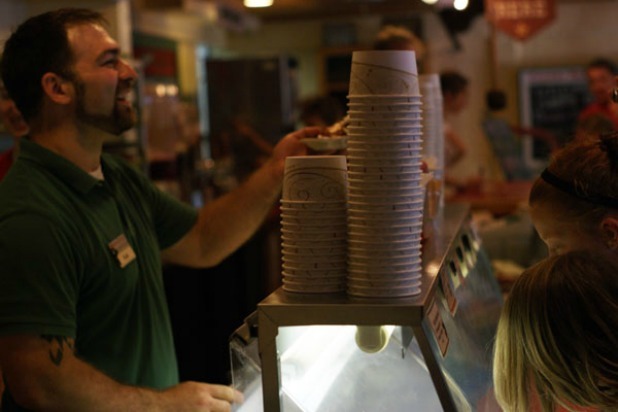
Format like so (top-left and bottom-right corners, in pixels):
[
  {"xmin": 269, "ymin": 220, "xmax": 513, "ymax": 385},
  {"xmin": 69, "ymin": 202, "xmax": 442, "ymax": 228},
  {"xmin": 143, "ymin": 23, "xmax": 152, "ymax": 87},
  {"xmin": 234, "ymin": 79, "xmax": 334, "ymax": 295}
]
[{"xmin": 518, "ymin": 66, "xmax": 590, "ymax": 169}]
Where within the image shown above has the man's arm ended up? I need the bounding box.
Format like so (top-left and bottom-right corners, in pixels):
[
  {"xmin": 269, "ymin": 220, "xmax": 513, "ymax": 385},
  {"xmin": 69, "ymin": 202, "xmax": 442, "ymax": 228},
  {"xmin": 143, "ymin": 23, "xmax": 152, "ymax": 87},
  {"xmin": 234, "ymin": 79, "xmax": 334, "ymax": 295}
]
[
  {"xmin": 0, "ymin": 335, "xmax": 241, "ymax": 411},
  {"xmin": 161, "ymin": 126, "xmax": 322, "ymax": 268}
]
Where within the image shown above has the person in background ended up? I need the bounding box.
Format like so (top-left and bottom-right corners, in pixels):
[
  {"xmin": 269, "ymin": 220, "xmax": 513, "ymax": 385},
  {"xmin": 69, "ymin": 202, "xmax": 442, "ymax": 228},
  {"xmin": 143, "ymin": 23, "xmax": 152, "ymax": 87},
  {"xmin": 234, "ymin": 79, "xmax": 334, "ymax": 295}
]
[
  {"xmin": 373, "ymin": 24, "xmax": 426, "ymax": 71},
  {"xmin": 0, "ymin": 79, "xmax": 29, "ymax": 180},
  {"xmin": 528, "ymin": 132, "xmax": 618, "ymax": 257},
  {"xmin": 573, "ymin": 112, "xmax": 615, "ymax": 143},
  {"xmin": 578, "ymin": 57, "xmax": 618, "ymax": 131},
  {"xmin": 299, "ymin": 95, "xmax": 345, "ymax": 128},
  {"xmin": 440, "ymin": 70, "xmax": 468, "ymax": 169},
  {"xmin": 493, "ymin": 250, "xmax": 618, "ymax": 412},
  {"xmin": 439, "ymin": 70, "xmax": 482, "ymax": 192},
  {"xmin": 482, "ymin": 89, "xmax": 559, "ymax": 180},
  {"xmin": 0, "ymin": 8, "xmax": 321, "ymax": 411},
  {"xmin": 0, "ymin": 79, "xmax": 28, "ymax": 407}
]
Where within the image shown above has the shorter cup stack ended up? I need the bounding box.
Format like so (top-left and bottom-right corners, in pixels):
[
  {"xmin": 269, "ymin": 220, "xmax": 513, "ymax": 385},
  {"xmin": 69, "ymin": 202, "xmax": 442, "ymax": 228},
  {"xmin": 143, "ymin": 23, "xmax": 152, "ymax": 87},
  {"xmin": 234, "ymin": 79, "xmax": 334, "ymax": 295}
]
[
  {"xmin": 419, "ymin": 73, "xmax": 445, "ymax": 220},
  {"xmin": 280, "ymin": 155, "xmax": 348, "ymax": 293},
  {"xmin": 346, "ymin": 50, "xmax": 425, "ymax": 298}
]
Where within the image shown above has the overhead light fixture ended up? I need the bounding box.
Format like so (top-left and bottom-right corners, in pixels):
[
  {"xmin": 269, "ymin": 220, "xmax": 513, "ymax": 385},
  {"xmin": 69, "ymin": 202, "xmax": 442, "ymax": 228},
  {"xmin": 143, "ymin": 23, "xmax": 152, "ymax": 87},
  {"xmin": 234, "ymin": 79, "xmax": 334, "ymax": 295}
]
[
  {"xmin": 244, "ymin": 0, "xmax": 273, "ymax": 7},
  {"xmin": 421, "ymin": 0, "xmax": 439, "ymax": 4},
  {"xmin": 453, "ymin": 0, "xmax": 468, "ymax": 10}
]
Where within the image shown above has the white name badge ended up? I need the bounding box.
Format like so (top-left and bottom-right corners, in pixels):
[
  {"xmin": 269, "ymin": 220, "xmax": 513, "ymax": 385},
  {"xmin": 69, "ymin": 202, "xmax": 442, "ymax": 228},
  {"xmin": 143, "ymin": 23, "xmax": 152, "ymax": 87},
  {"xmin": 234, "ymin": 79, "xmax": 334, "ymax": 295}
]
[{"xmin": 108, "ymin": 234, "xmax": 136, "ymax": 268}]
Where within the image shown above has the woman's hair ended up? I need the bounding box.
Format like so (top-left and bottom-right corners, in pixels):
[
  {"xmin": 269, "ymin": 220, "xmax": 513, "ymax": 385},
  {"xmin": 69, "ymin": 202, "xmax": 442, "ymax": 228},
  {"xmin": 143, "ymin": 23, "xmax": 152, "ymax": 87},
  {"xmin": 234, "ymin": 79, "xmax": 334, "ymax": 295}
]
[
  {"xmin": 299, "ymin": 95, "xmax": 344, "ymax": 127},
  {"xmin": 1, "ymin": 8, "xmax": 105, "ymax": 122},
  {"xmin": 529, "ymin": 132, "xmax": 618, "ymax": 227},
  {"xmin": 373, "ymin": 25, "xmax": 426, "ymax": 60},
  {"xmin": 493, "ymin": 250, "xmax": 618, "ymax": 412}
]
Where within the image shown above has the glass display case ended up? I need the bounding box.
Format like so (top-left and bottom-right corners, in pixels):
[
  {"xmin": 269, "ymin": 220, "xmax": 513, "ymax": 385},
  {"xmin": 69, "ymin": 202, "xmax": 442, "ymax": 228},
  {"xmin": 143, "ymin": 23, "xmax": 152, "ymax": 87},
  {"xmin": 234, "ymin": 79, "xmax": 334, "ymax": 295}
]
[{"xmin": 230, "ymin": 205, "xmax": 503, "ymax": 412}]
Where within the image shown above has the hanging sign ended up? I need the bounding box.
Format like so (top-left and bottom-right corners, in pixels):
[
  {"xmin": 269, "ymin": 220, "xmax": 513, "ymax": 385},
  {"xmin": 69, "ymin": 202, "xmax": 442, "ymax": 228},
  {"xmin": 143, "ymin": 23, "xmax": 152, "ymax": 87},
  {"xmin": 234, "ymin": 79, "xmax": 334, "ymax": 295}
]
[{"xmin": 485, "ymin": 0, "xmax": 556, "ymax": 41}]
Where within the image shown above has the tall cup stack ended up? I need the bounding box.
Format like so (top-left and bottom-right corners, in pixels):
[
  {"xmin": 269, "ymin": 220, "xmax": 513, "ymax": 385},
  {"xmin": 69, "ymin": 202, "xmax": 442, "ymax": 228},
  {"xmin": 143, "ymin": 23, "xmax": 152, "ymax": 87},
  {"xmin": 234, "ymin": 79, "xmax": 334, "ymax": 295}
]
[
  {"xmin": 280, "ymin": 155, "xmax": 348, "ymax": 293},
  {"xmin": 419, "ymin": 74, "xmax": 445, "ymax": 221},
  {"xmin": 345, "ymin": 50, "xmax": 425, "ymax": 298}
]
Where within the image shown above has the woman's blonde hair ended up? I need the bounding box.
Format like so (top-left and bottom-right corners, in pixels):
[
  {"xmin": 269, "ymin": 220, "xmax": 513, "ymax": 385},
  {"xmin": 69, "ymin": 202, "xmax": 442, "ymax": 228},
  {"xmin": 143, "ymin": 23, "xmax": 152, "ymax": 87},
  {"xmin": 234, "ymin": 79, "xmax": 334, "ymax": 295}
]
[{"xmin": 493, "ymin": 250, "xmax": 618, "ymax": 412}]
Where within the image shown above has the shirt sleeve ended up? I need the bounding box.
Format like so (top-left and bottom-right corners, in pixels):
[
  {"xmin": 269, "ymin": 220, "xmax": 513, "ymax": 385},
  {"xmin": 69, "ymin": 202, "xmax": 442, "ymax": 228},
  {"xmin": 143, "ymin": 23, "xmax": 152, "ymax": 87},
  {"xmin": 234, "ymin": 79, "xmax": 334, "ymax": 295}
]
[
  {"xmin": 0, "ymin": 212, "xmax": 78, "ymax": 337},
  {"xmin": 149, "ymin": 186, "xmax": 199, "ymax": 250}
]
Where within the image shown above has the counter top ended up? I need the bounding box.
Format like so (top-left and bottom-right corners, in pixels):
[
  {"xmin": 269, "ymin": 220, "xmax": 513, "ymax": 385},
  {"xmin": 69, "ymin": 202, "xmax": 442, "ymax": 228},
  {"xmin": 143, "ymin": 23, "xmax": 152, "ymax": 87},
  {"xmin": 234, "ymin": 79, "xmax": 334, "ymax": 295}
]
[{"xmin": 446, "ymin": 180, "xmax": 533, "ymax": 217}]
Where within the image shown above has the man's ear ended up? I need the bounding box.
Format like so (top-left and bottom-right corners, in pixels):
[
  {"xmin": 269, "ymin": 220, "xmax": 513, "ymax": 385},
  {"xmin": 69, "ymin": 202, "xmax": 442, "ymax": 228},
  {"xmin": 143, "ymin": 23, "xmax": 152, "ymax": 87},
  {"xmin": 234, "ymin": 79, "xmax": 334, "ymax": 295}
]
[
  {"xmin": 600, "ymin": 216, "xmax": 618, "ymax": 250},
  {"xmin": 41, "ymin": 72, "xmax": 73, "ymax": 105}
]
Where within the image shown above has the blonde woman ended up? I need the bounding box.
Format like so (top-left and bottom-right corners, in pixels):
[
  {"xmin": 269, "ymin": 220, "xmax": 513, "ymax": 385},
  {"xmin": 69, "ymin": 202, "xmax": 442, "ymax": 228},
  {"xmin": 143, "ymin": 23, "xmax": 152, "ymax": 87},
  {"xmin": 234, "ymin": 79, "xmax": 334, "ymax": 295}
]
[{"xmin": 493, "ymin": 250, "xmax": 618, "ymax": 412}]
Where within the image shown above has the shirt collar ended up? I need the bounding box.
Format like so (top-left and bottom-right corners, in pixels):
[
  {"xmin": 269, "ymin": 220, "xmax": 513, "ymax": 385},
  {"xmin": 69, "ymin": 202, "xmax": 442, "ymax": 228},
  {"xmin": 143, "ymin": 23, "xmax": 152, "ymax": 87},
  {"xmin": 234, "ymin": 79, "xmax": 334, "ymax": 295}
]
[{"xmin": 19, "ymin": 138, "xmax": 103, "ymax": 194}]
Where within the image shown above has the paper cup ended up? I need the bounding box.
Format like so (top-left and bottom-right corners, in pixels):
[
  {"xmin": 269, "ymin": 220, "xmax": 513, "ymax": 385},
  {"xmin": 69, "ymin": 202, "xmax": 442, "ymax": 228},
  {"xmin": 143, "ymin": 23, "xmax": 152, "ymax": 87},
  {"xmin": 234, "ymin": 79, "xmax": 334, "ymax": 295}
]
[
  {"xmin": 349, "ymin": 51, "xmax": 419, "ymax": 95},
  {"xmin": 347, "ymin": 102, "xmax": 422, "ymax": 112},
  {"xmin": 280, "ymin": 200, "xmax": 347, "ymax": 210},
  {"xmin": 347, "ymin": 200, "xmax": 424, "ymax": 212},
  {"xmin": 348, "ymin": 95, "xmax": 422, "ymax": 104},
  {"xmin": 280, "ymin": 230, "xmax": 347, "ymax": 242},
  {"xmin": 283, "ymin": 156, "xmax": 348, "ymax": 202},
  {"xmin": 347, "ymin": 164, "xmax": 424, "ymax": 175}
]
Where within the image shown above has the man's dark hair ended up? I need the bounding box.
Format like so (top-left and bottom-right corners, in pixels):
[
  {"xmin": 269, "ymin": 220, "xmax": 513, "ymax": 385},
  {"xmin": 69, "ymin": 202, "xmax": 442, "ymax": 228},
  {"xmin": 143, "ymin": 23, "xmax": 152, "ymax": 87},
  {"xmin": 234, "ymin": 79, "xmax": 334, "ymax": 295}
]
[
  {"xmin": 1, "ymin": 8, "xmax": 106, "ymax": 121},
  {"xmin": 299, "ymin": 95, "xmax": 344, "ymax": 126},
  {"xmin": 439, "ymin": 70, "xmax": 469, "ymax": 97},
  {"xmin": 587, "ymin": 57, "xmax": 618, "ymax": 76}
]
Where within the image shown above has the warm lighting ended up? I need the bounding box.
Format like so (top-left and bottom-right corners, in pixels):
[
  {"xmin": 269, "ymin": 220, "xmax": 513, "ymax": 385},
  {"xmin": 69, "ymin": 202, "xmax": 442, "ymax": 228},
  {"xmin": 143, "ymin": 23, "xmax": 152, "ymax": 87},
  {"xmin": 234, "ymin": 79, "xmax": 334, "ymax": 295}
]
[
  {"xmin": 453, "ymin": 0, "xmax": 468, "ymax": 10},
  {"xmin": 243, "ymin": 0, "xmax": 273, "ymax": 7},
  {"xmin": 165, "ymin": 84, "xmax": 179, "ymax": 96},
  {"xmin": 421, "ymin": 0, "xmax": 439, "ymax": 4},
  {"xmin": 155, "ymin": 84, "xmax": 166, "ymax": 97}
]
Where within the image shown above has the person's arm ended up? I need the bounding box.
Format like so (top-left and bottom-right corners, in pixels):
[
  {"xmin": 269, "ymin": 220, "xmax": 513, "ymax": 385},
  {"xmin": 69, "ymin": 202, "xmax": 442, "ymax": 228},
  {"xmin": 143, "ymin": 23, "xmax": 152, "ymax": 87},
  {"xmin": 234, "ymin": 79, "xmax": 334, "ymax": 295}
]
[
  {"xmin": 160, "ymin": 126, "xmax": 322, "ymax": 267},
  {"xmin": 233, "ymin": 121, "xmax": 274, "ymax": 156},
  {"xmin": 444, "ymin": 128, "xmax": 467, "ymax": 168},
  {"xmin": 510, "ymin": 125, "xmax": 560, "ymax": 152},
  {"xmin": 0, "ymin": 335, "xmax": 241, "ymax": 412}
]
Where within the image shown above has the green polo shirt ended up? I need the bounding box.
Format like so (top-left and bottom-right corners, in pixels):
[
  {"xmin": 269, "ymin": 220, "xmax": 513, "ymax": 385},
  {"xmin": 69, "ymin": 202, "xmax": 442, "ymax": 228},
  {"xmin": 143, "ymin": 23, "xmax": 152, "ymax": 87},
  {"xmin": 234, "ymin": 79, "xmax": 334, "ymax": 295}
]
[{"xmin": 0, "ymin": 139, "xmax": 198, "ymax": 393}]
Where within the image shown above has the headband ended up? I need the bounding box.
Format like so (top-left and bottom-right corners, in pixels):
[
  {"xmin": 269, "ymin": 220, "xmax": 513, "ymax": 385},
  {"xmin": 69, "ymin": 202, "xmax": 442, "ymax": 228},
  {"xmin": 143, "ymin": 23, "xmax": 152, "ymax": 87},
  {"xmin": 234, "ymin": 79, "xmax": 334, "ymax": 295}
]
[{"xmin": 541, "ymin": 169, "xmax": 618, "ymax": 209}]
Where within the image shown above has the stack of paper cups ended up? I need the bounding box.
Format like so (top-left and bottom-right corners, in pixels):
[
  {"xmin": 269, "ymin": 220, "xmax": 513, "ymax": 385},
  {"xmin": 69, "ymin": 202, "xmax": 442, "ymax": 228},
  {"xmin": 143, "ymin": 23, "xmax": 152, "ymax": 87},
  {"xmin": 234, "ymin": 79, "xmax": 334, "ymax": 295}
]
[
  {"xmin": 419, "ymin": 74, "xmax": 445, "ymax": 219},
  {"xmin": 280, "ymin": 155, "xmax": 348, "ymax": 294},
  {"xmin": 346, "ymin": 50, "xmax": 425, "ymax": 298}
]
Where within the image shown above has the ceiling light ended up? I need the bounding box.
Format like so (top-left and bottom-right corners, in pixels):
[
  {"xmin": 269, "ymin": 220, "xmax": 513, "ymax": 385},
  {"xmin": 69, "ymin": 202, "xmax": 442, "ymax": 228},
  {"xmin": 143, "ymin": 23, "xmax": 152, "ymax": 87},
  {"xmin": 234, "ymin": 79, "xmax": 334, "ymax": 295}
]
[
  {"xmin": 421, "ymin": 0, "xmax": 439, "ymax": 4},
  {"xmin": 453, "ymin": 0, "xmax": 468, "ymax": 10},
  {"xmin": 244, "ymin": 0, "xmax": 273, "ymax": 7}
]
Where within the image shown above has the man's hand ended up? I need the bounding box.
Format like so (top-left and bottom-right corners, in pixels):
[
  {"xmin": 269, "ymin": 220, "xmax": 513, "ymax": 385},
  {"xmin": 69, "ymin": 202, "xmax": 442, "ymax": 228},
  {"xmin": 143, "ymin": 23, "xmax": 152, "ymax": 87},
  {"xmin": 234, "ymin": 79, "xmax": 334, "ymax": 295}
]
[
  {"xmin": 267, "ymin": 126, "xmax": 323, "ymax": 181},
  {"xmin": 160, "ymin": 382, "xmax": 244, "ymax": 412}
]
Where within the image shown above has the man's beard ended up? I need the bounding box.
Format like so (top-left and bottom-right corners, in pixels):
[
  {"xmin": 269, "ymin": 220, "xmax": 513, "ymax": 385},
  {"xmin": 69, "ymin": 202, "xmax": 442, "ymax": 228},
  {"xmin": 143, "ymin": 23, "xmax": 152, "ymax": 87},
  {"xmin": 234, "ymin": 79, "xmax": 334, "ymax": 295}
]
[{"xmin": 74, "ymin": 78, "xmax": 136, "ymax": 135}]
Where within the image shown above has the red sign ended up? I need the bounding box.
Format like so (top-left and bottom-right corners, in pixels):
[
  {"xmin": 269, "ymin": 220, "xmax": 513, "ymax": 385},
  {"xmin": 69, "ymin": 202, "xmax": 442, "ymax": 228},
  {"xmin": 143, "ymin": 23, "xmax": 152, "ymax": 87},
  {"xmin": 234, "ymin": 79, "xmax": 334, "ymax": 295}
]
[{"xmin": 485, "ymin": 0, "xmax": 556, "ymax": 41}]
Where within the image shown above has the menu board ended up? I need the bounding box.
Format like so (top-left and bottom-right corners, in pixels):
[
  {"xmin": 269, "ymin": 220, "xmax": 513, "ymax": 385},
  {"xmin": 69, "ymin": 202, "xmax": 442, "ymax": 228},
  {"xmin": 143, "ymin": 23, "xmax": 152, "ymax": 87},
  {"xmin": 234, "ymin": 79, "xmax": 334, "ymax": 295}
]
[{"xmin": 518, "ymin": 66, "xmax": 590, "ymax": 168}]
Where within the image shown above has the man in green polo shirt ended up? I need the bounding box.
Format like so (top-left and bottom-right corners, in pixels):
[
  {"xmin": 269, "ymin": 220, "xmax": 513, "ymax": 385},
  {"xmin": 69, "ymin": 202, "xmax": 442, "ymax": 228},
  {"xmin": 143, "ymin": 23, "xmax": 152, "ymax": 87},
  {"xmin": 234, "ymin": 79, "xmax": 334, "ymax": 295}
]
[{"xmin": 0, "ymin": 8, "xmax": 320, "ymax": 412}]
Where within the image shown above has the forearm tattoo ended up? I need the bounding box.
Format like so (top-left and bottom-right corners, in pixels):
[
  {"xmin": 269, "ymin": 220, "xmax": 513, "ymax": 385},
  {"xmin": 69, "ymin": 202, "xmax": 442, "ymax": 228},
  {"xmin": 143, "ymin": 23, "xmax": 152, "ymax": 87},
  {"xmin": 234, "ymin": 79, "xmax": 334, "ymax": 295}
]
[{"xmin": 40, "ymin": 335, "xmax": 75, "ymax": 367}]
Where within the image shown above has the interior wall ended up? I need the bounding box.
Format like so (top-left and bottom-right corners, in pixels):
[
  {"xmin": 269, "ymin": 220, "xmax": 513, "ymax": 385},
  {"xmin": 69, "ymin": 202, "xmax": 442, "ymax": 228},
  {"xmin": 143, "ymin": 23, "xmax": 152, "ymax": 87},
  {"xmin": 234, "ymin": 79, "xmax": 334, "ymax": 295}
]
[
  {"xmin": 224, "ymin": 1, "xmax": 618, "ymax": 180},
  {"xmin": 223, "ymin": 15, "xmax": 384, "ymax": 100},
  {"xmin": 0, "ymin": 0, "xmax": 124, "ymax": 46},
  {"xmin": 3, "ymin": 1, "xmax": 618, "ymax": 180},
  {"xmin": 494, "ymin": 1, "xmax": 618, "ymax": 123}
]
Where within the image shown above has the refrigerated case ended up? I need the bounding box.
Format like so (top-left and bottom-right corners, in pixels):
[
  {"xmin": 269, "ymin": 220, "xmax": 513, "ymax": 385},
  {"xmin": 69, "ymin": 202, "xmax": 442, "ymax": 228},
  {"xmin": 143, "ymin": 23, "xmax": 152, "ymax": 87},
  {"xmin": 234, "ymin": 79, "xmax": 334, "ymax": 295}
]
[
  {"xmin": 205, "ymin": 56, "xmax": 297, "ymax": 184},
  {"xmin": 230, "ymin": 204, "xmax": 504, "ymax": 411}
]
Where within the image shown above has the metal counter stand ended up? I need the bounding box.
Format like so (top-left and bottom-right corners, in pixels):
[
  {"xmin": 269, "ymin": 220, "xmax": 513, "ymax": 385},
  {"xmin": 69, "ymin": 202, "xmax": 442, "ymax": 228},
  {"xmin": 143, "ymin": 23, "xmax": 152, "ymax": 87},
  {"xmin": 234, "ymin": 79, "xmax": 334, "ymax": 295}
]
[{"xmin": 230, "ymin": 204, "xmax": 503, "ymax": 412}]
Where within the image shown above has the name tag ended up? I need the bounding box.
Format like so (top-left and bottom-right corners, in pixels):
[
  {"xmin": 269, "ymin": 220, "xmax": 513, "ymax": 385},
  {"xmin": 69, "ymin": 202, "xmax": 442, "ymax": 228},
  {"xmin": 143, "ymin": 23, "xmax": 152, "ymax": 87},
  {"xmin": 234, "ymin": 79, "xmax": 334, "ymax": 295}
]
[{"xmin": 108, "ymin": 234, "xmax": 136, "ymax": 268}]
